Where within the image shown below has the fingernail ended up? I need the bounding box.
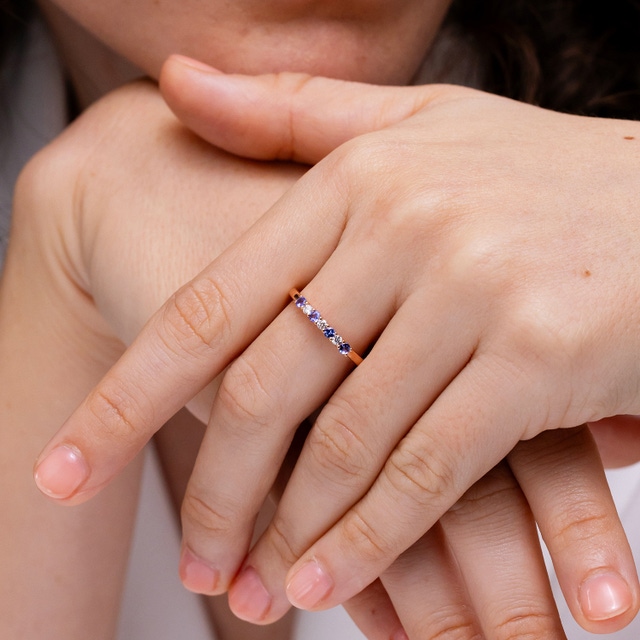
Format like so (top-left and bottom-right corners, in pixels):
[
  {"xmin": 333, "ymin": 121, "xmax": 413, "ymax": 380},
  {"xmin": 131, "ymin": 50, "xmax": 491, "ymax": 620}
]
[
  {"xmin": 34, "ymin": 445, "xmax": 89, "ymax": 499},
  {"xmin": 228, "ymin": 566, "xmax": 272, "ymax": 622},
  {"xmin": 393, "ymin": 630, "xmax": 410, "ymax": 640},
  {"xmin": 170, "ymin": 54, "xmax": 221, "ymax": 75},
  {"xmin": 179, "ymin": 548, "xmax": 219, "ymax": 594},
  {"xmin": 286, "ymin": 560, "xmax": 334, "ymax": 610},
  {"xmin": 580, "ymin": 571, "xmax": 633, "ymax": 621}
]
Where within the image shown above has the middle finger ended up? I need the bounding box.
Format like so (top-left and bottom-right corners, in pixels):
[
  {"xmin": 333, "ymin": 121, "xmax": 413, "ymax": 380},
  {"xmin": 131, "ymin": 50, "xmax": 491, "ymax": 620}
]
[{"xmin": 224, "ymin": 290, "xmax": 478, "ymax": 621}]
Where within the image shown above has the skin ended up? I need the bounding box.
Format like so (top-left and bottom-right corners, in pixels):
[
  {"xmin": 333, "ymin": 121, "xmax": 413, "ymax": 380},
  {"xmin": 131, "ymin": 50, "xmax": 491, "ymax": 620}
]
[
  {"xmin": 37, "ymin": 0, "xmax": 452, "ymax": 105},
  {"xmin": 4, "ymin": 76, "xmax": 634, "ymax": 640},
  {"xmin": 4, "ymin": 0, "xmax": 638, "ymax": 637}
]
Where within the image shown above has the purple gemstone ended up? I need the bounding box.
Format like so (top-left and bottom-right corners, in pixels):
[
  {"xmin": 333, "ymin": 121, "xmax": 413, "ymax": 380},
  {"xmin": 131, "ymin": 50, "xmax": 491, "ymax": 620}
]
[
  {"xmin": 295, "ymin": 296, "xmax": 307, "ymax": 308},
  {"xmin": 339, "ymin": 343, "xmax": 352, "ymax": 355},
  {"xmin": 309, "ymin": 310, "xmax": 321, "ymax": 323},
  {"xmin": 324, "ymin": 327, "xmax": 335, "ymax": 339}
]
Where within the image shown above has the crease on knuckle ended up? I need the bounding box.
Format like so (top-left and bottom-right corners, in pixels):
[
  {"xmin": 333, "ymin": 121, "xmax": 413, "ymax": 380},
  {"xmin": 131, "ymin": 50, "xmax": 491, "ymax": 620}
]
[
  {"xmin": 182, "ymin": 492, "xmax": 235, "ymax": 538},
  {"xmin": 87, "ymin": 382, "xmax": 149, "ymax": 443},
  {"xmin": 493, "ymin": 608, "xmax": 559, "ymax": 640},
  {"xmin": 384, "ymin": 440, "xmax": 455, "ymax": 511},
  {"xmin": 265, "ymin": 515, "xmax": 301, "ymax": 567},
  {"xmin": 216, "ymin": 356, "xmax": 279, "ymax": 428},
  {"xmin": 548, "ymin": 505, "xmax": 613, "ymax": 552},
  {"xmin": 280, "ymin": 72, "xmax": 315, "ymax": 160},
  {"xmin": 421, "ymin": 606, "xmax": 481, "ymax": 640},
  {"xmin": 447, "ymin": 483, "xmax": 521, "ymax": 527},
  {"xmin": 165, "ymin": 275, "xmax": 232, "ymax": 352},
  {"xmin": 341, "ymin": 507, "xmax": 389, "ymax": 563},
  {"xmin": 307, "ymin": 401, "xmax": 371, "ymax": 485}
]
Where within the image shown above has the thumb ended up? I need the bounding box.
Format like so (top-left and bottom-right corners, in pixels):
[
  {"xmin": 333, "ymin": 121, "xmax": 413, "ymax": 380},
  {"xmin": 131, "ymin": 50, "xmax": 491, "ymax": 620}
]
[{"xmin": 159, "ymin": 54, "xmax": 451, "ymax": 163}]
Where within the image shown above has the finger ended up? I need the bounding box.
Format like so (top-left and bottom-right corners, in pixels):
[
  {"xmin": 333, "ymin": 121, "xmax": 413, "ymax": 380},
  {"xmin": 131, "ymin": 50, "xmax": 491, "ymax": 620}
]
[
  {"xmin": 159, "ymin": 54, "xmax": 462, "ymax": 163},
  {"xmin": 33, "ymin": 167, "xmax": 346, "ymax": 504},
  {"xmin": 223, "ymin": 287, "xmax": 478, "ymax": 620},
  {"xmin": 508, "ymin": 427, "xmax": 640, "ymax": 633},
  {"xmin": 178, "ymin": 234, "xmax": 402, "ymax": 597},
  {"xmin": 381, "ymin": 525, "xmax": 482, "ymax": 640},
  {"xmin": 588, "ymin": 415, "xmax": 640, "ymax": 468},
  {"xmin": 341, "ymin": 580, "xmax": 406, "ymax": 640},
  {"xmin": 439, "ymin": 462, "xmax": 566, "ymax": 640},
  {"xmin": 283, "ymin": 355, "xmax": 534, "ymax": 611}
]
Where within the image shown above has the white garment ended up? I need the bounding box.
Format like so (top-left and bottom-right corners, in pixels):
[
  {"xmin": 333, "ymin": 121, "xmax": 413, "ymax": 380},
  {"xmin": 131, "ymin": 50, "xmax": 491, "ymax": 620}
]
[{"xmin": 2, "ymin": 16, "xmax": 639, "ymax": 640}]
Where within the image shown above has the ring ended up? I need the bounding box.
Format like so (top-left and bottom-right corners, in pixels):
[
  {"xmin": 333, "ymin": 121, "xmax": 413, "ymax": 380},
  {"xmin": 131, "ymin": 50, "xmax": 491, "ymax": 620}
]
[{"xmin": 289, "ymin": 289, "xmax": 363, "ymax": 365}]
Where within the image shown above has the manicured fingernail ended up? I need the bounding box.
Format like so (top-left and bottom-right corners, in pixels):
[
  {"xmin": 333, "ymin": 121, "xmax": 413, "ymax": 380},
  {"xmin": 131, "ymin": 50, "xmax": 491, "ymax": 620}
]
[
  {"xmin": 286, "ymin": 560, "xmax": 334, "ymax": 610},
  {"xmin": 179, "ymin": 548, "xmax": 219, "ymax": 594},
  {"xmin": 580, "ymin": 571, "xmax": 633, "ymax": 621},
  {"xmin": 34, "ymin": 445, "xmax": 88, "ymax": 499},
  {"xmin": 228, "ymin": 566, "xmax": 272, "ymax": 622},
  {"xmin": 392, "ymin": 630, "xmax": 410, "ymax": 640},
  {"xmin": 170, "ymin": 54, "xmax": 221, "ymax": 75}
]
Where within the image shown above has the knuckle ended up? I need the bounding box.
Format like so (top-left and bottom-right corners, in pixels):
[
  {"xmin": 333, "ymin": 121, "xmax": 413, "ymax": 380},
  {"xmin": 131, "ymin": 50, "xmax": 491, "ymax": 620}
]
[
  {"xmin": 86, "ymin": 378, "xmax": 152, "ymax": 444},
  {"xmin": 341, "ymin": 506, "xmax": 390, "ymax": 564},
  {"xmin": 330, "ymin": 134, "xmax": 397, "ymax": 195},
  {"xmin": 164, "ymin": 275, "xmax": 233, "ymax": 352},
  {"xmin": 493, "ymin": 607, "xmax": 559, "ymax": 640},
  {"xmin": 216, "ymin": 354, "xmax": 282, "ymax": 428},
  {"xmin": 384, "ymin": 437, "xmax": 457, "ymax": 513},
  {"xmin": 307, "ymin": 399, "xmax": 371, "ymax": 486},
  {"xmin": 548, "ymin": 502, "xmax": 614, "ymax": 553},
  {"xmin": 264, "ymin": 515, "xmax": 301, "ymax": 567},
  {"xmin": 420, "ymin": 607, "xmax": 481, "ymax": 640},
  {"xmin": 277, "ymin": 72, "xmax": 315, "ymax": 159},
  {"xmin": 448, "ymin": 232, "xmax": 510, "ymax": 284},
  {"xmin": 182, "ymin": 491, "xmax": 235, "ymax": 538},
  {"xmin": 447, "ymin": 466, "xmax": 520, "ymax": 525}
]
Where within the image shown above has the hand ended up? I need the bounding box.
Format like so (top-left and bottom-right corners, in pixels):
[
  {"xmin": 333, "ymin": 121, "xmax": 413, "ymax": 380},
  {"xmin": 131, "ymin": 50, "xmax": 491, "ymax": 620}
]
[
  {"xmin": 34, "ymin": 61, "xmax": 640, "ymax": 633},
  {"xmin": 1, "ymin": 76, "xmax": 581, "ymax": 640}
]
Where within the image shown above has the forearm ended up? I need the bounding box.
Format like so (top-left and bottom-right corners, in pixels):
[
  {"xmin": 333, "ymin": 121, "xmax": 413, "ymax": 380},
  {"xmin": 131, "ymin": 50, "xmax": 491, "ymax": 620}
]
[{"xmin": 0, "ymin": 162, "xmax": 142, "ymax": 639}]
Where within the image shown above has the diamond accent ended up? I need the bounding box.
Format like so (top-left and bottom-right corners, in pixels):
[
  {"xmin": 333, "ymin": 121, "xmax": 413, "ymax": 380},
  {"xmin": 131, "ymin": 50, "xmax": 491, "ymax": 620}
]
[{"xmin": 290, "ymin": 289, "xmax": 361, "ymax": 364}]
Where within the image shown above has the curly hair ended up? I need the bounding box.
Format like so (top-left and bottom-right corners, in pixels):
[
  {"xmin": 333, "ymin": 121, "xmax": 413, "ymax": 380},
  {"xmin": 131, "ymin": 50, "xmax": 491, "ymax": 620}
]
[{"xmin": 1, "ymin": 0, "xmax": 639, "ymax": 119}]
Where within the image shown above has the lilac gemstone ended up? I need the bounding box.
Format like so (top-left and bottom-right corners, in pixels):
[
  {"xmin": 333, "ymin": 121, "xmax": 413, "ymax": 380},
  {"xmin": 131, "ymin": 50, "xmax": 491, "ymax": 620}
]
[
  {"xmin": 309, "ymin": 310, "xmax": 321, "ymax": 323},
  {"xmin": 323, "ymin": 327, "xmax": 336, "ymax": 339},
  {"xmin": 339, "ymin": 343, "xmax": 352, "ymax": 355},
  {"xmin": 295, "ymin": 296, "xmax": 307, "ymax": 308}
]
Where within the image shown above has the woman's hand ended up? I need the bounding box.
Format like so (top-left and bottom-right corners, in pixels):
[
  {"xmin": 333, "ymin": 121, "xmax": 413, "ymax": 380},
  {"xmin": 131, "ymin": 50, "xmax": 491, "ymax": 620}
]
[
  {"xmin": 33, "ymin": 62, "xmax": 640, "ymax": 633},
  {"xmin": 0, "ymin": 76, "xmax": 596, "ymax": 640}
]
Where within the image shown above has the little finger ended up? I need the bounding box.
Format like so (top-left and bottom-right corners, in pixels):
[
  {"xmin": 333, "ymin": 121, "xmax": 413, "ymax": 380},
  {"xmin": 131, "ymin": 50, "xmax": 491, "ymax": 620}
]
[{"xmin": 508, "ymin": 426, "xmax": 640, "ymax": 633}]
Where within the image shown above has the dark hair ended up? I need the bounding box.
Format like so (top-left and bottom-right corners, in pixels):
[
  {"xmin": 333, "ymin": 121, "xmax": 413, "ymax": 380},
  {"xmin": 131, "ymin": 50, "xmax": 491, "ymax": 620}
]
[
  {"xmin": 449, "ymin": 0, "xmax": 640, "ymax": 119},
  {"xmin": 0, "ymin": 0, "xmax": 639, "ymax": 120}
]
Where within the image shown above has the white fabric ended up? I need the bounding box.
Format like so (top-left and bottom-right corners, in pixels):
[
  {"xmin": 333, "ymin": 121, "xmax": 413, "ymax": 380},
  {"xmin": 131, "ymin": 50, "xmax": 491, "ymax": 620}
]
[{"xmin": 1, "ymin": 15, "xmax": 639, "ymax": 640}]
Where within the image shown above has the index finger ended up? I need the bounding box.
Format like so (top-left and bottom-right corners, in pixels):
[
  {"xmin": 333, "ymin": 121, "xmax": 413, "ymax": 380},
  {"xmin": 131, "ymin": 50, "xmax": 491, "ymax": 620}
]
[{"xmin": 33, "ymin": 169, "xmax": 345, "ymax": 503}]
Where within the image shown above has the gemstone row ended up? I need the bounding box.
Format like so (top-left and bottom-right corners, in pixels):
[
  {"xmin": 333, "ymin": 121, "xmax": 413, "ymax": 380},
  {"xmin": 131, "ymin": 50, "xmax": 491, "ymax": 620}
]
[{"xmin": 293, "ymin": 294, "xmax": 353, "ymax": 357}]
